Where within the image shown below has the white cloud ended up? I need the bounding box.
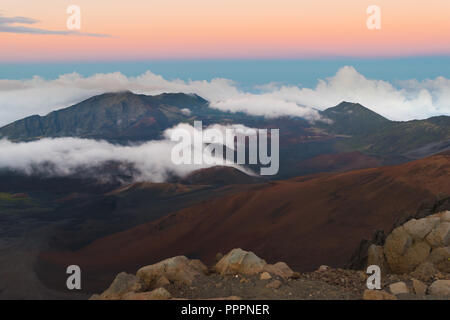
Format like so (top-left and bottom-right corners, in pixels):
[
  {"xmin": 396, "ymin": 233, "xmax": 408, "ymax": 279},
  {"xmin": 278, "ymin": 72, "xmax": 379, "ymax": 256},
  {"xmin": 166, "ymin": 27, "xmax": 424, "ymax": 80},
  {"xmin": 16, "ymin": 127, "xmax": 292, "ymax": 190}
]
[
  {"xmin": 0, "ymin": 66, "xmax": 449, "ymax": 127},
  {"xmin": 267, "ymin": 66, "xmax": 450, "ymax": 121},
  {"xmin": 0, "ymin": 123, "xmax": 255, "ymax": 183},
  {"xmin": 180, "ymin": 108, "xmax": 191, "ymax": 116}
]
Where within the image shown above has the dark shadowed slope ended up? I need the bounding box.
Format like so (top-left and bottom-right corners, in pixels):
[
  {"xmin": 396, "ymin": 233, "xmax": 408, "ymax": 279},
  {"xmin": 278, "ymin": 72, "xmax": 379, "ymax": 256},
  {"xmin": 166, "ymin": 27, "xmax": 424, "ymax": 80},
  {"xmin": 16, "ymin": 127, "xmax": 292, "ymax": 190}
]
[
  {"xmin": 179, "ymin": 166, "xmax": 263, "ymax": 185},
  {"xmin": 0, "ymin": 92, "xmax": 208, "ymax": 141},
  {"xmin": 38, "ymin": 152, "xmax": 450, "ymax": 293},
  {"xmin": 0, "ymin": 168, "xmax": 262, "ymax": 299},
  {"xmin": 319, "ymin": 101, "xmax": 391, "ymax": 135},
  {"xmin": 296, "ymin": 151, "xmax": 382, "ymax": 174}
]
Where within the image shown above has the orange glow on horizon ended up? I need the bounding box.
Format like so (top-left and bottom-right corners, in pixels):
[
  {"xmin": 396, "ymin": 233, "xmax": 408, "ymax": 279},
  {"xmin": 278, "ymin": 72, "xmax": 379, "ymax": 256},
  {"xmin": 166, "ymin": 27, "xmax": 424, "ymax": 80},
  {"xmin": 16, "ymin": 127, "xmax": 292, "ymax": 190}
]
[{"xmin": 1, "ymin": 0, "xmax": 450, "ymax": 61}]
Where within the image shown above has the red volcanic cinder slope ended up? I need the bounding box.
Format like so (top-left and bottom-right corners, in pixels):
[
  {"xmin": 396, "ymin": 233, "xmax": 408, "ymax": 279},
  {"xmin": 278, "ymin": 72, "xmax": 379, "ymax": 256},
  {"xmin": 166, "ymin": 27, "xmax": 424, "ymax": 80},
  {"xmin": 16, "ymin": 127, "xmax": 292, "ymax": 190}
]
[
  {"xmin": 39, "ymin": 152, "xmax": 450, "ymax": 291},
  {"xmin": 296, "ymin": 151, "xmax": 382, "ymax": 174}
]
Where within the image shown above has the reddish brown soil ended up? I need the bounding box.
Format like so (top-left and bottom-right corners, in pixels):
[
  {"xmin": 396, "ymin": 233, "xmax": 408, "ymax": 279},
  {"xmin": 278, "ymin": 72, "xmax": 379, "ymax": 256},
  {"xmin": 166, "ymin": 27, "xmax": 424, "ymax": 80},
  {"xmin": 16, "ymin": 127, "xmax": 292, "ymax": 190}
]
[
  {"xmin": 38, "ymin": 152, "xmax": 450, "ymax": 293},
  {"xmin": 297, "ymin": 151, "xmax": 382, "ymax": 173},
  {"xmin": 179, "ymin": 166, "xmax": 261, "ymax": 185}
]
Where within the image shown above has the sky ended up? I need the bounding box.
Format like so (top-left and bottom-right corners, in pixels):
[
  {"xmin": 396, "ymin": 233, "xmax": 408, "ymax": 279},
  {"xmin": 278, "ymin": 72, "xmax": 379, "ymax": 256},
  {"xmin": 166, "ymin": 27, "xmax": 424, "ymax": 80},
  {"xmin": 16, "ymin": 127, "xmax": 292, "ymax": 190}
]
[{"xmin": 1, "ymin": 0, "xmax": 450, "ymax": 61}]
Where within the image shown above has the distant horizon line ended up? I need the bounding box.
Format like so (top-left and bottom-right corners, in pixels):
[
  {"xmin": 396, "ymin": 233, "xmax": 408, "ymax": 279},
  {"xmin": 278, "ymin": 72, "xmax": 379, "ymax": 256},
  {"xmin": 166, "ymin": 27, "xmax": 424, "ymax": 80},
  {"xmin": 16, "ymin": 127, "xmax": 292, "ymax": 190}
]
[{"xmin": 2, "ymin": 54, "xmax": 450, "ymax": 64}]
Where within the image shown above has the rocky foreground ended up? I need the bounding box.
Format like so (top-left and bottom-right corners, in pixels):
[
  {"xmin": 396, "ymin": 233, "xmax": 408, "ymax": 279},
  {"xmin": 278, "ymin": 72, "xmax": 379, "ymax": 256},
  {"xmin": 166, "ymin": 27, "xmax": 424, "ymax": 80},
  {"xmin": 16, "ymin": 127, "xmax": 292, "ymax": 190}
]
[{"xmin": 91, "ymin": 212, "xmax": 450, "ymax": 300}]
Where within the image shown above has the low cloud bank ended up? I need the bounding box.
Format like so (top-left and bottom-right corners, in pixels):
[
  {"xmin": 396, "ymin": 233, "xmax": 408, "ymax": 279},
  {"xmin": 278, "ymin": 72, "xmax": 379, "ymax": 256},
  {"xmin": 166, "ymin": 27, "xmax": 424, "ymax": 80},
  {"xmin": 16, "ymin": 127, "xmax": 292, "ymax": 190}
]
[
  {"xmin": 0, "ymin": 123, "xmax": 255, "ymax": 183},
  {"xmin": 1, "ymin": 66, "xmax": 449, "ymax": 126}
]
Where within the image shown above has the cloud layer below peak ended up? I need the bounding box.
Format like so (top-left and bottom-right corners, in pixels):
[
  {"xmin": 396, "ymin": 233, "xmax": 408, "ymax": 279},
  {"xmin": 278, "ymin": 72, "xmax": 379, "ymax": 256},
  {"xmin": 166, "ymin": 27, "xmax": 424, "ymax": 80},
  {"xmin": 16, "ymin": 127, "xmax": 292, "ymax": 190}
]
[
  {"xmin": 0, "ymin": 123, "xmax": 254, "ymax": 183},
  {"xmin": 0, "ymin": 66, "xmax": 449, "ymax": 127}
]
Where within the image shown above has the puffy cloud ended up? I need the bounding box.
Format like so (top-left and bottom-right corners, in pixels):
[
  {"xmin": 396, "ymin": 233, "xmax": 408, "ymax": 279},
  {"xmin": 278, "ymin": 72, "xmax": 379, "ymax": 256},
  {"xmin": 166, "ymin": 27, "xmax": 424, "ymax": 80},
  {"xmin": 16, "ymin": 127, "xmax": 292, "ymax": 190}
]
[
  {"xmin": 0, "ymin": 71, "xmax": 323, "ymax": 125},
  {"xmin": 0, "ymin": 123, "xmax": 255, "ymax": 183},
  {"xmin": 0, "ymin": 66, "xmax": 449, "ymax": 127},
  {"xmin": 212, "ymin": 94, "xmax": 321, "ymax": 120},
  {"xmin": 267, "ymin": 66, "xmax": 450, "ymax": 121}
]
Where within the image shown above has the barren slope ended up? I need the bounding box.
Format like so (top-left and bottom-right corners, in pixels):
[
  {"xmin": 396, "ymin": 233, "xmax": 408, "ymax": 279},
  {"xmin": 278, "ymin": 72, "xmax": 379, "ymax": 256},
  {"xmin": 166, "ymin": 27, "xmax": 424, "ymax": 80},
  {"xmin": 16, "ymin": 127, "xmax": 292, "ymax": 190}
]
[{"xmin": 38, "ymin": 152, "xmax": 450, "ymax": 293}]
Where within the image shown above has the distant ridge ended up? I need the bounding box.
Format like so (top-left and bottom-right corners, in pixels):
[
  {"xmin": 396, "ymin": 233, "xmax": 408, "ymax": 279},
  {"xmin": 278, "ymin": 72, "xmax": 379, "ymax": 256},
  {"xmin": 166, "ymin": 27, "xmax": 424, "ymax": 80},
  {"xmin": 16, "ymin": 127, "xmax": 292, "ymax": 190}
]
[
  {"xmin": 179, "ymin": 166, "xmax": 262, "ymax": 185},
  {"xmin": 0, "ymin": 92, "xmax": 449, "ymax": 176},
  {"xmin": 0, "ymin": 91, "xmax": 208, "ymax": 141},
  {"xmin": 319, "ymin": 101, "xmax": 390, "ymax": 135}
]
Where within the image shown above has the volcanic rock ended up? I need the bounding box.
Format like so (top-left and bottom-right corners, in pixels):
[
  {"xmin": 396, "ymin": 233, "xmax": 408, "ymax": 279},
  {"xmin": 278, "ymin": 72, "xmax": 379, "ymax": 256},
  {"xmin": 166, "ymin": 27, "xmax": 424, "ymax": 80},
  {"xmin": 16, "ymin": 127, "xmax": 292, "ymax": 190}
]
[{"xmin": 137, "ymin": 256, "xmax": 207, "ymax": 290}]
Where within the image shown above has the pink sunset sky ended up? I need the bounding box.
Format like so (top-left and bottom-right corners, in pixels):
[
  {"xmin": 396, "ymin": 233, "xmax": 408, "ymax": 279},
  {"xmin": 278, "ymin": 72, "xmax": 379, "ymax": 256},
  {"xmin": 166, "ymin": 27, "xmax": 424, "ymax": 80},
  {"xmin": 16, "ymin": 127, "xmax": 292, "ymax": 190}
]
[{"xmin": 1, "ymin": 0, "xmax": 450, "ymax": 61}]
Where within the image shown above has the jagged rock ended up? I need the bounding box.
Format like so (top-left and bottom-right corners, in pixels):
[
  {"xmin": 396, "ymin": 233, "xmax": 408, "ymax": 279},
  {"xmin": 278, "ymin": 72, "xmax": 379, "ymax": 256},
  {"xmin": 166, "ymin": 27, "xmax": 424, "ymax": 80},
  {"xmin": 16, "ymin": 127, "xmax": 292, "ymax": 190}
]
[
  {"xmin": 137, "ymin": 256, "xmax": 207, "ymax": 290},
  {"xmin": 428, "ymin": 280, "xmax": 450, "ymax": 296},
  {"xmin": 240, "ymin": 277, "xmax": 249, "ymax": 284},
  {"xmin": 266, "ymin": 280, "xmax": 282, "ymax": 289},
  {"xmin": 402, "ymin": 241, "xmax": 431, "ymax": 270},
  {"xmin": 427, "ymin": 247, "xmax": 450, "ymax": 272},
  {"xmin": 412, "ymin": 279, "xmax": 427, "ymax": 296},
  {"xmin": 389, "ymin": 282, "xmax": 409, "ymax": 295},
  {"xmin": 367, "ymin": 245, "xmax": 389, "ymax": 274},
  {"xmin": 260, "ymin": 272, "xmax": 272, "ymax": 280},
  {"xmin": 215, "ymin": 248, "xmax": 267, "ymax": 275},
  {"xmin": 99, "ymin": 272, "xmax": 143, "ymax": 300},
  {"xmin": 264, "ymin": 262, "xmax": 295, "ymax": 279},
  {"xmin": 441, "ymin": 211, "xmax": 450, "ymax": 222},
  {"xmin": 214, "ymin": 248, "xmax": 296, "ymax": 280},
  {"xmin": 190, "ymin": 259, "xmax": 209, "ymax": 273},
  {"xmin": 122, "ymin": 288, "xmax": 172, "ymax": 300},
  {"xmin": 317, "ymin": 265, "xmax": 330, "ymax": 272},
  {"xmin": 347, "ymin": 230, "xmax": 386, "ymax": 270},
  {"xmin": 384, "ymin": 212, "xmax": 450, "ymax": 275},
  {"xmin": 403, "ymin": 217, "xmax": 439, "ymax": 240},
  {"xmin": 155, "ymin": 276, "xmax": 170, "ymax": 288},
  {"xmin": 425, "ymin": 222, "xmax": 450, "ymax": 247},
  {"xmin": 411, "ymin": 262, "xmax": 439, "ymax": 282},
  {"xmin": 350, "ymin": 203, "xmax": 450, "ymax": 271},
  {"xmin": 384, "ymin": 226, "xmax": 413, "ymax": 273},
  {"xmin": 215, "ymin": 252, "xmax": 224, "ymax": 263},
  {"xmin": 363, "ymin": 290, "xmax": 397, "ymax": 300}
]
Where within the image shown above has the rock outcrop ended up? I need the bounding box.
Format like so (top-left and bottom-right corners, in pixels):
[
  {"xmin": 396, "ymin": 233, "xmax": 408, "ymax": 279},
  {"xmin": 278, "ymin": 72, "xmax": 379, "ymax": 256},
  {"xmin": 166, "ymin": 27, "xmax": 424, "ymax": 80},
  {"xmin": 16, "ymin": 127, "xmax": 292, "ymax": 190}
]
[
  {"xmin": 92, "ymin": 245, "xmax": 449, "ymax": 300},
  {"xmin": 412, "ymin": 279, "xmax": 427, "ymax": 295},
  {"xmin": 389, "ymin": 282, "xmax": 409, "ymax": 295},
  {"xmin": 428, "ymin": 280, "xmax": 450, "ymax": 296},
  {"xmin": 136, "ymin": 256, "xmax": 208, "ymax": 290},
  {"xmin": 96, "ymin": 272, "xmax": 143, "ymax": 300},
  {"xmin": 368, "ymin": 211, "xmax": 450, "ymax": 280},
  {"xmin": 92, "ymin": 249, "xmax": 298, "ymax": 300},
  {"xmin": 214, "ymin": 248, "xmax": 267, "ymax": 275},
  {"xmin": 214, "ymin": 248, "xmax": 295, "ymax": 279},
  {"xmin": 348, "ymin": 196, "xmax": 450, "ymax": 270}
]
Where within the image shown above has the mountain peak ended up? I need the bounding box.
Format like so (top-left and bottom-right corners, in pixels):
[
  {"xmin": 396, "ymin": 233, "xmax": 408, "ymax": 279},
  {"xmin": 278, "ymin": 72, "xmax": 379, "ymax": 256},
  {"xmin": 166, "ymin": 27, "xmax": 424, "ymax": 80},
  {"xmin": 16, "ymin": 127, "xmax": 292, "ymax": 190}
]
[
  {"xmin": 0, "ymin": 91, "xmax": 209, "ymax": 141},
  {"xmin": 327, "ymin": 101, "xmax": 385, "ymax": 117},
  {"xmin": 179, "ymin": 166, "xmax": 261, "ymax": 185},
  {"xmin": 319, "ymin": 102, "xmax": 390, "ymax": 135}
]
